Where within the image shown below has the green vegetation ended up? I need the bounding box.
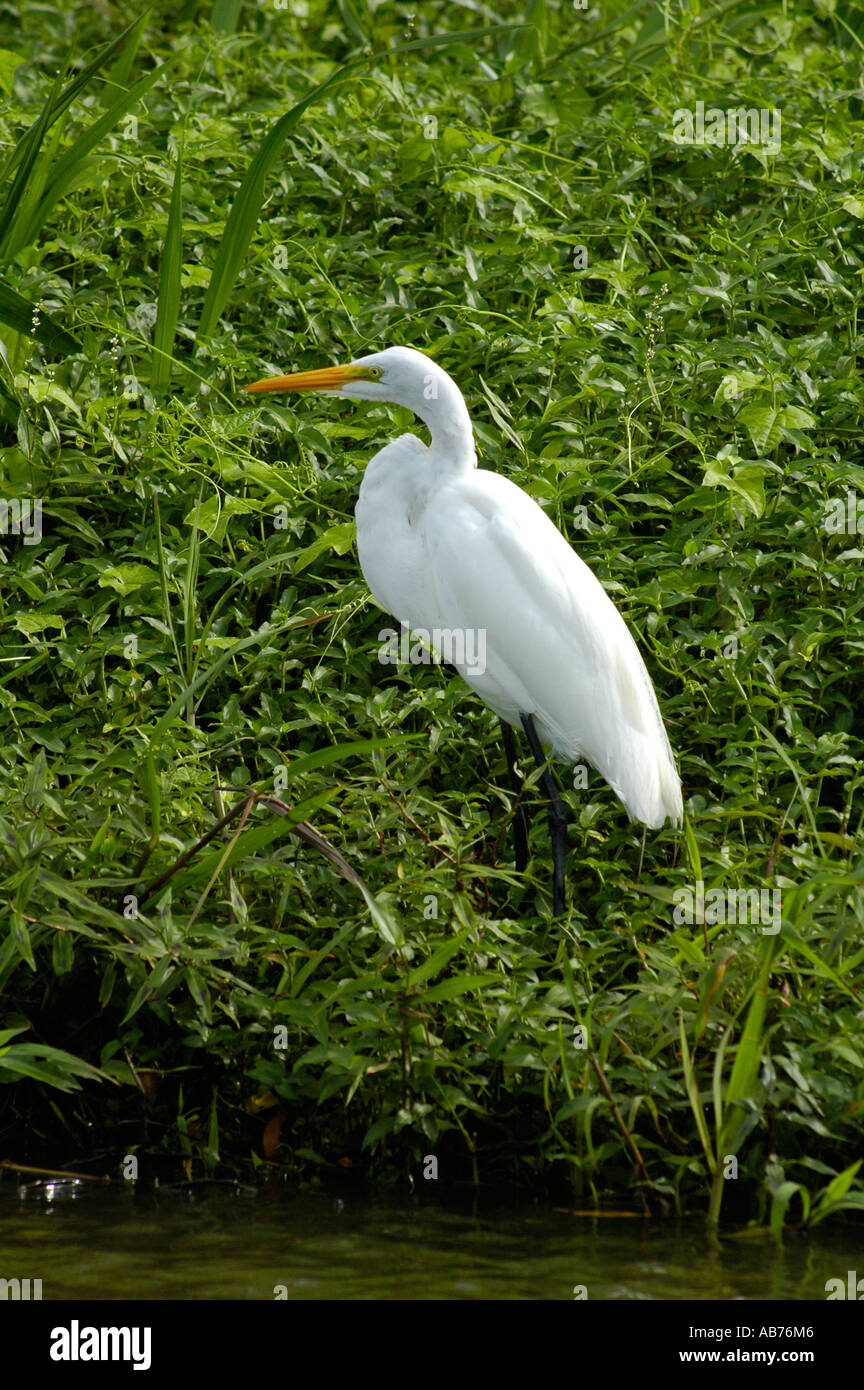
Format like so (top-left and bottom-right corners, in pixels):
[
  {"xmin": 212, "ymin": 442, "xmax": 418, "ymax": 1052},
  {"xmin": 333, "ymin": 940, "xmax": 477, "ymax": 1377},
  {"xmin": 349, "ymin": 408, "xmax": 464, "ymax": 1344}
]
[{"xmin": 1, "ymin": 0, "xmax": 863, "ymax": 1230}]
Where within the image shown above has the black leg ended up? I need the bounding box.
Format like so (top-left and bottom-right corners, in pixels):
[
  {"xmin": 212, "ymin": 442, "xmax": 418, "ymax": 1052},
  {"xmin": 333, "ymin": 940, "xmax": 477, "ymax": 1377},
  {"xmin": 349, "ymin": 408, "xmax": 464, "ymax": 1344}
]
[
  {"xmin": 520, "ymin": 712, "xmax": 567, "ymax": 916},
  {"xmin": 500, "ymin": 718, "xmax": 529, "ymax": 873}
]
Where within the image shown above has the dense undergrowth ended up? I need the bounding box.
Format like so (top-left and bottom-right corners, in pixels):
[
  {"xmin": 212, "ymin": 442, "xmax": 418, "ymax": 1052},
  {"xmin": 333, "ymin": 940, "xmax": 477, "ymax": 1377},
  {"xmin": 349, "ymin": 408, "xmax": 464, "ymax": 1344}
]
[{"xmin": 0, "ymin": 0, "xmax": 863, "ymax": 1228}]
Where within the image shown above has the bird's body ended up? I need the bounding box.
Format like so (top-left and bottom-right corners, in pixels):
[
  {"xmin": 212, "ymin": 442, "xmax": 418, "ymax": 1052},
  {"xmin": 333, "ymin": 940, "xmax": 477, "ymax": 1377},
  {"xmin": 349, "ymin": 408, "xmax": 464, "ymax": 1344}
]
[
  {"xmin": 246, "ymin": 345, "xmax": 682, "ymax": 908},
  {"xmin": 356, "ymin": 445, "xmax": 681, "ymax": 828}
]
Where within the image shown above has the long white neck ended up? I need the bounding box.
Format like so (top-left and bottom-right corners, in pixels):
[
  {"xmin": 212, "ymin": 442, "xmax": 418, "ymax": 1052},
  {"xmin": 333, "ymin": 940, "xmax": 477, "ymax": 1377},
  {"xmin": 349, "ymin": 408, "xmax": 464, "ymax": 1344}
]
[{"xmin": 403, "ymin": 371, "xmax": 476, "ymax": 472}]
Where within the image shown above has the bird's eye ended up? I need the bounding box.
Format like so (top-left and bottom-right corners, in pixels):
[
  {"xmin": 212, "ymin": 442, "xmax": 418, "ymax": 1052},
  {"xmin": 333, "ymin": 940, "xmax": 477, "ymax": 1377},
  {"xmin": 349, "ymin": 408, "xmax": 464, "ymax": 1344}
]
[{"xmin": 367, "ymin": 366, "xmax": 383, "ymax": 380}]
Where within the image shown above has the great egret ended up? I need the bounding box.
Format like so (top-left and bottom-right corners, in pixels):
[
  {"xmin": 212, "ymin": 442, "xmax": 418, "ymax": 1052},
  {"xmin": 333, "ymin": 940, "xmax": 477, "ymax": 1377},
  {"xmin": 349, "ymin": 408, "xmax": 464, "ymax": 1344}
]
[{"xmin": 245, "ymin": 346, "xmax": 682, "ymax": 913}]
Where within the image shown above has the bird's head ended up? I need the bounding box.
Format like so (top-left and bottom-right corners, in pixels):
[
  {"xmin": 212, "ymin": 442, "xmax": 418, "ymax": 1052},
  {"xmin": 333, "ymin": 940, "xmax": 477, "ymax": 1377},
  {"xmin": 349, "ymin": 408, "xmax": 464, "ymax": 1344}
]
[
  {"xmin": 244, "ymin": 344, "xmax": 476, "ymax": 466},
  {"xmin": 244, "ymin": 345, "xmax": 440, "ymax": 412}
]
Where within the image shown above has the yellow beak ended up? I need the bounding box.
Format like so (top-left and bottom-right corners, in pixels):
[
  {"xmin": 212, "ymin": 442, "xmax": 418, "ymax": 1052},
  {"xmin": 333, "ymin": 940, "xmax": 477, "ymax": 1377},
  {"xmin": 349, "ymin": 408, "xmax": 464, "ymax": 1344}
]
[{"xmin": 243, "ymin": 363, "xmax": 369, "ymax": 394}]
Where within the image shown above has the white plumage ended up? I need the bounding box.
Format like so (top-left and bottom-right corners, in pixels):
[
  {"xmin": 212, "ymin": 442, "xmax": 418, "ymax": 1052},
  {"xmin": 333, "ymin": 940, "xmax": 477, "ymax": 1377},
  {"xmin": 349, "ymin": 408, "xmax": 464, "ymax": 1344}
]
[{"xmin": 246, "ymin": 345, "xmax": 683, "ymax": 833}]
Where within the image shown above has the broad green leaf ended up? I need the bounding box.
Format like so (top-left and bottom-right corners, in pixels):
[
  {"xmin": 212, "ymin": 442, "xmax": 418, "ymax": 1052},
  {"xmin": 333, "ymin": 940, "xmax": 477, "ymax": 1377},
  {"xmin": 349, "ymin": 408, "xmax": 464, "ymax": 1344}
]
[
  {"xmin": 15, "ymin": 373, "xmax": 82, "ymax": 417},
  {"xmin": 778, "ymin": 405, "xmax": 817, "ymax": 430},
  {"xmin": 737, "ymin": 405, "xmax": 782, "ymax": 454},
  {"xmin": 0, "ymin": 49, "xmax": 22, "ymax": 94},
  {"xmin": 14, "ymin": 613, "xmax": 65, "ymax": 635},
  {"xmin": 97, "ymin": 563, "xmax": 157, "ymax": 595},
  {"xmin": 293, "ymin": 521, "xmax": 356, "ymax": 574}
]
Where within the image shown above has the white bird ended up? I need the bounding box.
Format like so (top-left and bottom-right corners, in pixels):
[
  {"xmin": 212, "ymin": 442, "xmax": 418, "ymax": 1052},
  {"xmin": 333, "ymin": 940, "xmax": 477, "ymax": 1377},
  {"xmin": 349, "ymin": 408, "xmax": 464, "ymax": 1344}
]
[{"xmin": 245, "ymin": 346, "xmax": 682, "ymax": 913}]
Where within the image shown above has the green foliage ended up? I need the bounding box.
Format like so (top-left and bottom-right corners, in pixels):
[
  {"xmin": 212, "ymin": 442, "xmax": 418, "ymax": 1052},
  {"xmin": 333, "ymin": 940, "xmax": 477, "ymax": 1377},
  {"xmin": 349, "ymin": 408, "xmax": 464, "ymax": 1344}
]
[
  {"xmin": 0, "ymin": 1026, "xmax": 105, "ymax": 1091},
  {"xmin": 0, "ymin": 0, "xmax": 862, "ymax": 1226}
]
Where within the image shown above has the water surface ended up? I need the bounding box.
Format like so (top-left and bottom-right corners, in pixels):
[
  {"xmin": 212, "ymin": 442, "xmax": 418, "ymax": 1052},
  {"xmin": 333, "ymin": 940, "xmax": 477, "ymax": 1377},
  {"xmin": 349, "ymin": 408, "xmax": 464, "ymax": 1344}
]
[{"xmin": 0, "ymin": 1182, "xmax": 857, "ymax": 1300}]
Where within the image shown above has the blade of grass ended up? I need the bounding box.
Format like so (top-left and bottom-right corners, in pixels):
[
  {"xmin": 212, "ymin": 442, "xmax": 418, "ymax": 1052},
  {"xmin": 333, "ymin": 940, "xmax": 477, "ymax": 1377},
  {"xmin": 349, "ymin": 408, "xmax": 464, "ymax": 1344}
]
[
  {"xmin": 105, "ymin": 8, "xmax": 150, "ymax": 93},
  {"xmin": 195, "ymin": 58, "xmax": 367, "ymax": 340},
  {"xmin": 1, "ymin": 106, "xmax": 68, "ymax": 262},
  {"xmin": 770, "ymin": 1181, "xmax": 810, "ymax": 1241},
  {"xmin": 0, "ymin": 65, "xmax": 66, "ymax": 254},
  {"xmin": 752, "ymin": 717, "xmax": 828, "ymax": 859},
  {"xmin": 182, "ymin": 484, "xmax": 203, "ymax": 724},
  {"xmin": 152, "ymin": 147, "xmax": 184, "ymax": 391},
  {"xmin": 708, "ymin": 933, "xmax": 782, "ymax": 1223},
  {"xmin": 679, "ymin": 1012, "xmax": 715, "ymax": 1171},
  {"xmin": 0, "ymin": 11, "xmax": 150, "ymax": 246},
  {"xmin": 9, "ymin": 59, "xmax": 176, "ymax": 261},
  {"xmin": 0, "ymin": 278, "xmax": 80, "ymax": 353},
  {"xmin": 721, "ymin": 936, "xmax": 779, "ymax": 1142},
  {"xmin": 712, "ymin": 1022, "xmax": 734, "ymax": 1144},
  {"xmin": 186, "ymin": 791, "xmax": 254, "ymax": 929},
  {"xmin": 152, "ymin": 491, "xmax": 183, "ymax": 676},
  {"xmin": 336, "ymin": 0, "xmax": 371, "ymax": 46},
  {"xmin": 810, "ymin": 1159, "xmax": 862, "ymax": 1223},
  {"xmin": 283, "ymin": 735, "xmax": 420, "ymax": 781},
  {"xmin": 683, "ymin": 811, "xmax": 702, "ymax": 882},
  {"xmin": 141, "ymin": 753, "xmax": 161, "ymax": 837},
  {"xmin": 211, "ymin": 0, "xmax": 244, "ymax": 32}
]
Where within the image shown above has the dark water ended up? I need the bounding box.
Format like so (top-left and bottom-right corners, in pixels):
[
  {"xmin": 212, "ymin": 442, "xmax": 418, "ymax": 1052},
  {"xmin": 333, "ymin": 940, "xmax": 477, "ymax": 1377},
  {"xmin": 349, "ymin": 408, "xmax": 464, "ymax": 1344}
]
[{"xmin": 0, "ymin": 1182, "xmax": 859, "ymax": 1300}]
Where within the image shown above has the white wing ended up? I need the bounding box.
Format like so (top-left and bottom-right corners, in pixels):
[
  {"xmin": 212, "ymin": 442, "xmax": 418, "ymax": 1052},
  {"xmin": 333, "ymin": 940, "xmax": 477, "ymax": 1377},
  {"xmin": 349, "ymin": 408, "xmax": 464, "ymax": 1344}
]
[{"xmin": 357, "ymin": 448, "xmax": 682, "ymax": 829}]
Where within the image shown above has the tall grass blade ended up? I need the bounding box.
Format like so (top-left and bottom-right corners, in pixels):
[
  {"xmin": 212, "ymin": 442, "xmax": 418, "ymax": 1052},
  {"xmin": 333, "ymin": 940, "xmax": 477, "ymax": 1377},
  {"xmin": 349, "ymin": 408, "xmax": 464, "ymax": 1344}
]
[
  {"xmin": 678, "ymin": 1013, "xmax": 715, "ymax": 1170},
  {"xmin": 105, "ymin": 8, "xmax": 149, "ymax": 93},
  {"xmin": 152, "ymin": 492, "xmax": 183, "ymax": 676},
  {"xmin": 151, "ymin": 621, "xmax": 303, "ymax": 739},
  {"xmin": 769, "ymin": 1181, "xmax": 810, "ymax": 1241},
  {"xmin": 720, "ymin": 936, "xmax": 780, "ymax": 1149},
  {"xmin": 0, "ymin": 11, "xmax": 150, "ymax": 246},
  {"xmin": 683, "ymin": 812, "xmax": 701, "ymax": 882},
  {"xmin": 1, "ymin": 108, "xmax": 68, "ymax": 261},
  {"xmin": 152, "ymin": 151, "xmax": 184, "ymax": 391},
  {"xmin": 0, "ymin": 66, "xmax": 66, "ymax": 254},
  {"xmin": 211, "ymin": 0, "xmax": 244, "ymax": 32},
  {"xmin": 195, "ymin": 60, "xmax": 363, "ymax": 340},
  {"xmin": 336, "ymin": 0, "xmax": 370, "ymax": 46},
  {"xmin": 708, "ymin": 934, "xmax": 782, "ymax": 1223},
  {"xmin": 140, "ymin": 753, "xmax": 161, "ymax": 837},
  {"xmin": 9, "ymin": 60, "xmax": 175, "ymax": 261},
  {"xmin": 811, "ymin": 1158, "xmax": 862, "ymax": 1218},
  {"xmin": 182, "ymin": 486, "xmax": 203, "ymax": 725},
  {"xmin": 0, "ymin": 278, "xmax": 80, "ymax": 353}
]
